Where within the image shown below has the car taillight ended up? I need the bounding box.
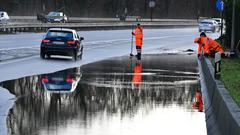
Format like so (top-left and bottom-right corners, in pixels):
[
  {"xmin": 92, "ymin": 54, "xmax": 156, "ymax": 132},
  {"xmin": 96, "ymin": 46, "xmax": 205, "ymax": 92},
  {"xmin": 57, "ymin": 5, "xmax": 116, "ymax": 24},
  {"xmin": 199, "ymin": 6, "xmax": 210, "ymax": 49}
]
[
  {"xmin": 67, "ymin": 40, "xmax": 76, "ymax": 45},
  {"xmin": 42, "ymin": 39, "xmax": 50, "ymax": 43},
  {"xmin": 42, "ymin": 76, "xmax": 49, "ymax": 83},
  {"xmin": 66, "ymin": 75, "xmax": 73, "ymax": 83}
]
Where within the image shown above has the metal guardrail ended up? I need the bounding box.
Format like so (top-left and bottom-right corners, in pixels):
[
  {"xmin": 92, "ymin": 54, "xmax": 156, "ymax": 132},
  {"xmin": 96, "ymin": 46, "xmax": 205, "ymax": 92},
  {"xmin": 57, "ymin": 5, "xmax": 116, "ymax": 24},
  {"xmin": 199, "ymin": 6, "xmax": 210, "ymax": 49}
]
[
  {"xmin": 9, "ymin": 16, "xmax": 197, "ymax": 22},
  {"xmin": 0, "ymin": 18, "xmax": 198, "ymax": 33},
  {"xmin": 199, "ymin": 56, "xmax": 240, "ymax": 135}
]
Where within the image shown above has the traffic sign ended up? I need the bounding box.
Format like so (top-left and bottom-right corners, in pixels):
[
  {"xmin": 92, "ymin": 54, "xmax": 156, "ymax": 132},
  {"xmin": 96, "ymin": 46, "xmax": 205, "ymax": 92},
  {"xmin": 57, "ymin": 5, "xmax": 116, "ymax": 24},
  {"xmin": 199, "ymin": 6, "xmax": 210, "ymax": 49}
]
[
  {"xmin": 149, "ymin": 1, "xmax": 156, "ymax": 8},
  {"xmin": 216, "ymin": 0, "xmax": 224, "ymax": 11}
]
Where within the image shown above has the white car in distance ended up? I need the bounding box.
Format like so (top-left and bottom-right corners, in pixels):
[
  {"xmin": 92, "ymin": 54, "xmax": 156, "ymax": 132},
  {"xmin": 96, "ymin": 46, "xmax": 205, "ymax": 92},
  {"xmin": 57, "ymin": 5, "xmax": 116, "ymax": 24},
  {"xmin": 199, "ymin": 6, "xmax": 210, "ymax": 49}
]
[
  {"xmin": 0, "ymin": 11, "xmax": 9, "ymax": 24},
  {"xmin": 199, "ymin": 19, "xmax": 219, "ymax": 33}
]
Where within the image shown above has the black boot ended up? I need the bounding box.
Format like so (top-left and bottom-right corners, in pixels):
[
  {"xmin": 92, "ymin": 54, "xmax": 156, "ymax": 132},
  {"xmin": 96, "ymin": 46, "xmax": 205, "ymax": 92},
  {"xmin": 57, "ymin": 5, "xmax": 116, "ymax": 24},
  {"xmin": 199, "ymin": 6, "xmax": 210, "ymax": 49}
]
[{"xmin": 137, "ymin": 53, "xmax": 141, "ymax": 60}]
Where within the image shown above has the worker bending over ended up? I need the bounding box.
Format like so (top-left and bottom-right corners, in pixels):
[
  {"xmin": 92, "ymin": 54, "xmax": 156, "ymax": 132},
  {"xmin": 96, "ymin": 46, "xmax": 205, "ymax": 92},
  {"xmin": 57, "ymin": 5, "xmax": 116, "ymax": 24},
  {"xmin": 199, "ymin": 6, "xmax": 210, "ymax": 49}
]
[{"xmin": 194, "ymin": 32, "xmax": 224, "ymax": 57}]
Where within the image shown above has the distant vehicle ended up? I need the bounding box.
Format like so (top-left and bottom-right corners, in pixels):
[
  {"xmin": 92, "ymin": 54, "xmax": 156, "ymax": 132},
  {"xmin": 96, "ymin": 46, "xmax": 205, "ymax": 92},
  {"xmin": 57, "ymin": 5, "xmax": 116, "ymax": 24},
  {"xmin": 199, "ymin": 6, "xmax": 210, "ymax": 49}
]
[
  {"xmin": 199, "ymin": 19, "xmax": 219, "ymax": 32},
  {"xmin": 46, "ymin": 12, "xmax": 68, "ymax": 23},
  {"xmin": 212, "ymin": 18, "xmax": 225, "ymax": 27},
  {"xmin": 37, "ymin": 13, "xmax": 47, "ymax": 23},
  {"xmin": 41, "ymin": 67, "xmax": 82, "ymax": 93},
  {"xmin": 212, "ymin": 18, "xmax": 225, "ymax": 30},
  {"xmin": 40, "ymin": 28, "xmax": 84, "ymax": 61},
  {"xmin": 0, "ymin": 11, "xmax": 9, "ymax": 24}
]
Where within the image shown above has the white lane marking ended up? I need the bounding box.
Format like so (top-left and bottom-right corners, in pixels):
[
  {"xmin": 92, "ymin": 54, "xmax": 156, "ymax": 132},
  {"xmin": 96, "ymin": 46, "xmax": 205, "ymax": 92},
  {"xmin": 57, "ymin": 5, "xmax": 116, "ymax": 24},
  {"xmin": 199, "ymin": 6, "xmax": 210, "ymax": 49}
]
[
  {"xmin": 0, "ymin": 55, "xmax": 39, "ymax": 66},
  {"xmin": 0, "ymin": 46, "xmax": 39, "ymax": 51},
  {"xmin": 84, "ymin": 34, "xmax": 193, "ymax": 45},
  {"xmin": 0, "ymin": 34, "xmax": 192, "ymax": 51}
]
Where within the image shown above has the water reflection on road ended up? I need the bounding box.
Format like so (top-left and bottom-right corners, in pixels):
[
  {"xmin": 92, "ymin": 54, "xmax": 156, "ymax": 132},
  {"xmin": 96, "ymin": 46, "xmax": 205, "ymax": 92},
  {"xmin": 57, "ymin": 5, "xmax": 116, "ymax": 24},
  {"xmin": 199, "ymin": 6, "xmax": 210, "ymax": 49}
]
[{"xmin": 1, "ymin": 54, "xmax": 207, "ymax": 135}]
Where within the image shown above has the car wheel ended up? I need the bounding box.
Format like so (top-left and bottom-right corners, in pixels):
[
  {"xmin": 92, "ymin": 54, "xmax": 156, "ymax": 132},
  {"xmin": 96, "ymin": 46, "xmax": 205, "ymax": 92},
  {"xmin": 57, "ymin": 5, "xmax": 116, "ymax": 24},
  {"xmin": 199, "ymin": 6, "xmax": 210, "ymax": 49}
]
[
  {"xmin": 73, "ymin": 50, "xmax": 78, "ymax": 61},
  {"xmin": 46, "ymin": 54, "xmax": 51, "ymax": 59},
  {"xmin": 212, "ymin": 27, "xmax": 216, "ymax": 33},
  {"xmin": 79, "ymin": 47, "xmax": 83, "ymax": 60},
  {"xmin": 40, "ymin": 50, "xmax": 45, "ymax": 59}
]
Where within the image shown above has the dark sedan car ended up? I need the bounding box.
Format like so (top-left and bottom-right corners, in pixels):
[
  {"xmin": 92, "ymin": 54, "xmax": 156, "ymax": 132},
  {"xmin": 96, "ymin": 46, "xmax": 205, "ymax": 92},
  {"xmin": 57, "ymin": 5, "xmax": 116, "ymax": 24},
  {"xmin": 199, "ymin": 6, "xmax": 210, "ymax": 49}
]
[{"xmin": 40, "ymin": 28, "xmax": 84, "ymax": 61}]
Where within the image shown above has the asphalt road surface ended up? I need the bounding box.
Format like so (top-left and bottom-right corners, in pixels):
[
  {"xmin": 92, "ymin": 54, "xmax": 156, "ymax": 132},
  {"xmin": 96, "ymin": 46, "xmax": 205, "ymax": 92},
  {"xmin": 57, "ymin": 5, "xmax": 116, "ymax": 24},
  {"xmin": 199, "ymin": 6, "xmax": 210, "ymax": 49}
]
[
  {"xmin": 0, "ymin": 27, "xmax": 220, "ymax": 135},
  {"xmin": 0, "ymin": 27, "xmax": 219, "ymax": 82}
]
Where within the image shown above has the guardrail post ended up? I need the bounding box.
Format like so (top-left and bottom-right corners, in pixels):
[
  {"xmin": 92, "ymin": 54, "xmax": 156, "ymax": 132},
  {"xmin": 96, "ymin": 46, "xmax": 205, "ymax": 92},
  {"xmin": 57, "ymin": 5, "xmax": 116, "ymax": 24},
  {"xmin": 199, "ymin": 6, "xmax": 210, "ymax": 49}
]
[{"xmin": 214, "ymin": 52, "xmax": 221, "ymax": 79}]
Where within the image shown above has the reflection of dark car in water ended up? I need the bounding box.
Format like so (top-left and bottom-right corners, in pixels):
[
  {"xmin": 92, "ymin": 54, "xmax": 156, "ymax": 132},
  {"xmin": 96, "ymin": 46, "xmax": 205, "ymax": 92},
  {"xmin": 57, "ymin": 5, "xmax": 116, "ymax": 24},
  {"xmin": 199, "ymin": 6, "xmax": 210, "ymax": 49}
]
[{"xmin": 41, "ymin": 67, "xmax": 82, "ymax": 93}]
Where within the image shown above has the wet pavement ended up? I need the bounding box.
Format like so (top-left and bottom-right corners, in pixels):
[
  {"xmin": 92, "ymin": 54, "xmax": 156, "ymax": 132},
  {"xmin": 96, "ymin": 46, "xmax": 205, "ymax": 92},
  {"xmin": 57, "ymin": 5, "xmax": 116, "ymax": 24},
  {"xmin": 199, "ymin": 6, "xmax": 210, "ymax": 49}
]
[
  {"xmin": 0, "ymin": 47, "xmax": 39, "ymax": 61},
  {"xmin": 0, "ymin": 54, "xmax": 207, "ymax": 135}
]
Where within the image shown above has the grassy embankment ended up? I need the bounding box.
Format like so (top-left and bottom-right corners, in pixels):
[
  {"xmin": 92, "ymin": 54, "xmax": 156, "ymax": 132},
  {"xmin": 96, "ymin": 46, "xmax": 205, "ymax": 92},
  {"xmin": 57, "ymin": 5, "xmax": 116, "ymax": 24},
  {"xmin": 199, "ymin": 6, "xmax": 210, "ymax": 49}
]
[
  {"xmin": 220, "ymin": 58, "xmax": 240, "ymax": 105},
  {"xmin": 214, "ymin": 38, "xmax": 240, "ymax": 105}
]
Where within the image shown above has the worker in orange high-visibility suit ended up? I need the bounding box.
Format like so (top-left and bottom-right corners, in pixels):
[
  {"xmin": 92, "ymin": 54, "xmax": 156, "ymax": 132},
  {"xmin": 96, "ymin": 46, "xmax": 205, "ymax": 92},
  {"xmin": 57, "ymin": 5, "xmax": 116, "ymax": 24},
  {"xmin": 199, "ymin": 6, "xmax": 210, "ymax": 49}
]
[
  {"xmin": 132, "ymin": 62, "xmax": 142, "ymax": 88},
  {"xmin": 206, "ymin": 37, "xmax": 225, "ymax": 56},
  {"xmin": 192, "ymin": 89, "xmax": 203, "ymax": 112},
  {"xmin": 194, "ymin": 32, "xmax": 225, "ymax": 57},
  {"xmin": 132, "ymin": 23, "xmax": 143, "ymax": 60},
  {"xmin": 194, "ymin": 32, "xmax": 211, "ymax": 57}
]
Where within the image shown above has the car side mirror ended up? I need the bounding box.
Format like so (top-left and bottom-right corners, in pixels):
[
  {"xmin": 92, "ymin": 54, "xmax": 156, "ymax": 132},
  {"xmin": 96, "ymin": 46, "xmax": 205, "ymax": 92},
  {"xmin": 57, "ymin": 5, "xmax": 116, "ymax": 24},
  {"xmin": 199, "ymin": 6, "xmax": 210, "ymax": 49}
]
[{"xmin": 80, "ymin": 37, "xmax": 84, "ymax": 41}]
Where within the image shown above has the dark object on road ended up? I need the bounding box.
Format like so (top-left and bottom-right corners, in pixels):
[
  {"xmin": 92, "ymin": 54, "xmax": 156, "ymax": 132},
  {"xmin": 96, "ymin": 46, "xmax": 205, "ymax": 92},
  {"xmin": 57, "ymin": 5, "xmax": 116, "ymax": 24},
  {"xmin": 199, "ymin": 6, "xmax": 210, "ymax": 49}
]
[
  {"xmin": 37, "ymin": 13, "xmax": 47, "ymax": 23},
  {"xmin": 40, "ymin": 28, "xmax": 84, "ymax": 61},
  {"xmin": 41, "ymin": 67, "xmax": 82, "ymax": 93},
  {"xmin": 184, "ymin": 49, "xmax": 194, "ymax": 52}
]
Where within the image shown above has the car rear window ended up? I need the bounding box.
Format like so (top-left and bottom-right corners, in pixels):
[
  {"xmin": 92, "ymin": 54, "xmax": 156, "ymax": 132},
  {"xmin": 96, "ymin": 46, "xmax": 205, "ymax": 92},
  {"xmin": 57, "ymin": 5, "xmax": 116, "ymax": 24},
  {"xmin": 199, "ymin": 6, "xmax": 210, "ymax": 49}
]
[
  {"xmin": 48, "ymin": 12, "xmax": 62, "ymax": 16},
  {"xmin": 46, "ymin": 30, "xmax": 73, "ymax": 39},
  {"xmin": 200, "ymin": 22, "xmax": 213, "ymax": 25}
]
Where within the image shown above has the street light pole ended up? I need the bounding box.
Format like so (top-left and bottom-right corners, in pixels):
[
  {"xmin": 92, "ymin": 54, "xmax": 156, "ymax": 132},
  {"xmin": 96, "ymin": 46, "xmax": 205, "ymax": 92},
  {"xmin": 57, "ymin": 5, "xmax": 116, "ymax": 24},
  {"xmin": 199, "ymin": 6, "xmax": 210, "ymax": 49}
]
[
  {"xmin": 220, "ymin": 9, "xmax": 223, "ymax": 37},
  {"xmin": 150, "ymin": 8, "xmax": 153, "ymax": 21},
  {"xmin": 231, "ymin": 0, "xmax": 236, "ymax": 52},
  {"xmin": 149, "ymin": 1, "xmax": 156, "ymax": 22}
]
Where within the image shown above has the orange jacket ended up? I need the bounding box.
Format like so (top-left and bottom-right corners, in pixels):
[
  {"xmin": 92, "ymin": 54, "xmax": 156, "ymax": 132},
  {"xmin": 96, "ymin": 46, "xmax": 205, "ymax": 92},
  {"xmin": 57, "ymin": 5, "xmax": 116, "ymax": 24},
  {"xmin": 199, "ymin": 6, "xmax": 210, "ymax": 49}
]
[
  {"xmin": 133, "ymin": 27, "xmax": 143, "ymax": 46},
  {"xmin": 207, "ymin": 38, "xmax": 224, "ymax": 54},
  {"xmin": 195, "ymin": 37, "xmax": 210, "ymax": 55},
  {"xmin": 192, "ymin": 90, "xmax": 203, "ymax": 112},
  {"xmin": 132, "ymin": 63, "xmax": 142, "ymax": 87}
]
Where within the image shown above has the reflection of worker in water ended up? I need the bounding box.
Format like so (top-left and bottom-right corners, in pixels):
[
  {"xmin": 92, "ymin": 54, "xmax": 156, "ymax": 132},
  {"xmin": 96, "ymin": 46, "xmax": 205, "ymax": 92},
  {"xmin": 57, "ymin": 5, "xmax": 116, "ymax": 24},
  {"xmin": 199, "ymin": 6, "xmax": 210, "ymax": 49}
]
[
  {"xmin": 192, "ymin": 89, "xmax": 203, "ymax": 112},
  {"xmin": 132, "ymin": 62, "xmax": 142, "ymax": 88}
]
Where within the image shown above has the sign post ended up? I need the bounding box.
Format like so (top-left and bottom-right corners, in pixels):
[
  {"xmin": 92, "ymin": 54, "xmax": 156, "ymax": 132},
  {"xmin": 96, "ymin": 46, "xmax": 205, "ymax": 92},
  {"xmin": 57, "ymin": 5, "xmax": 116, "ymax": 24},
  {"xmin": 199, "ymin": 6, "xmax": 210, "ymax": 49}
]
[
  {"xmin": 231, "ymin": 0, "xmax": 236, "ymax": 54},
  {"xmin": 216, "ymin": 0, "xmax": 224, "ymax": 38},
  {"xmin": 149, "ymin": 1, "xmax": 156, "ymax": 22},
  {"xmin": 214, "ymin": 52, "xmax": 221, "ymax": 79}
]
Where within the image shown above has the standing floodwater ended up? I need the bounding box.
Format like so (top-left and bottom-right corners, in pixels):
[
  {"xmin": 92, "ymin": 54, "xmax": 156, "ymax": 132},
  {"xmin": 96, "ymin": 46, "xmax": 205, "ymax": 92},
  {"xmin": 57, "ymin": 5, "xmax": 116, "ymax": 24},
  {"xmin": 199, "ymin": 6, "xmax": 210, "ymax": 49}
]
[{"xmin": 1, "ymin": 54, "xmax": 207, "ymax": 135}]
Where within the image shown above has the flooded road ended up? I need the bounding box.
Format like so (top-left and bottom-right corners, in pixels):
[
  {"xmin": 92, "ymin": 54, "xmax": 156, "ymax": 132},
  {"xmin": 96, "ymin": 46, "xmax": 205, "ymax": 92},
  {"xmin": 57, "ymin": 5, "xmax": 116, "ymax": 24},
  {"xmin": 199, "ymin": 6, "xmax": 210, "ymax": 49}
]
[{"xmin": 0, "ymin": 54, "xmax": 207, "ymax": 135}]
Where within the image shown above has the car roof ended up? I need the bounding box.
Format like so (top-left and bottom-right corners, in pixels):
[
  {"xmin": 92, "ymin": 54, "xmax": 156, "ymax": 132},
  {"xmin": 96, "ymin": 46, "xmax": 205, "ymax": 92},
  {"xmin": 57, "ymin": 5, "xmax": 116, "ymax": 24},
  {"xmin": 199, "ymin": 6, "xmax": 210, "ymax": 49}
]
[
  {"xmin": 48, "ymin": 28, "xmax": 76, "ymax": 33},
  {"xmin": 49, "ymin": 11, "xmax": 62, "ymax": 13},
  {"xmin": 201, "ymin": 19, "xmax": 217, "ymax": 23}
]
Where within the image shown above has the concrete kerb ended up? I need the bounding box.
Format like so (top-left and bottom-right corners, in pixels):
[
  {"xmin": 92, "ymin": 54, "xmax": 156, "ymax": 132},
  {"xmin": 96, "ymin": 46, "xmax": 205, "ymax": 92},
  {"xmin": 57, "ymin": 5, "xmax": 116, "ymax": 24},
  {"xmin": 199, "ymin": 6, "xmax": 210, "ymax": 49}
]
[{"xmin": 199, "ymin": 56, "xmax": 240, "ymax": 135}]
